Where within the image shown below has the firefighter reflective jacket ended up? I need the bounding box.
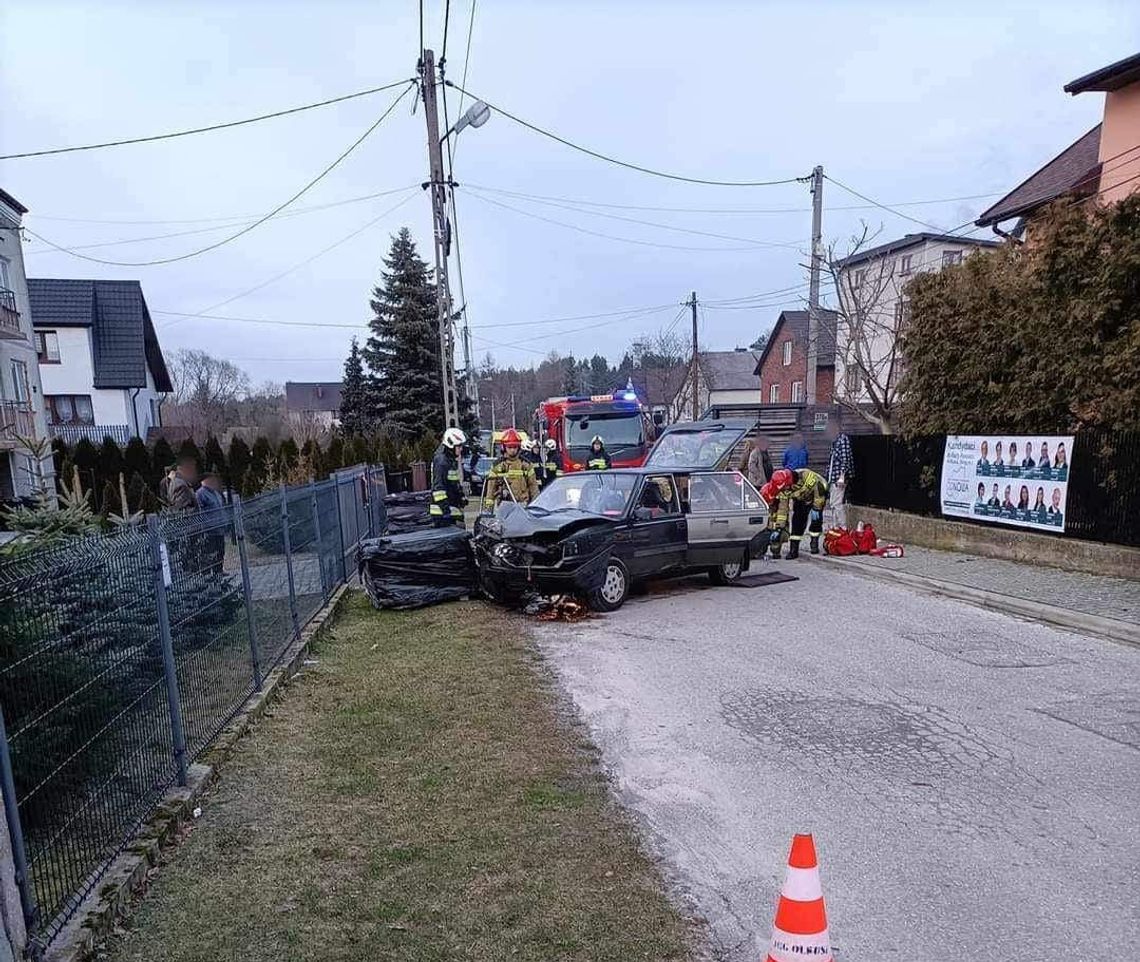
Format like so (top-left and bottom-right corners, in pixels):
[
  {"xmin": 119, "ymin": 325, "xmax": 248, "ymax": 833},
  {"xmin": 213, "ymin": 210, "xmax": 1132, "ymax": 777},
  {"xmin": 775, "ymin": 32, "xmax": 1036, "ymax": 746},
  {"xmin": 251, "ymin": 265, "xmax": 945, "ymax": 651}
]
[
  {"xmin": 770, "ymin": 468, "xmax": 829, "ymax": 529},
  {"xmin": 586, "ymin": 449, "xmax": 612, "ymax": 471},
  {"xmin": 484, "ymin": 455, "xmax": 539, "ymax": 507},
  {"xmin": 540, "ymin": 454, "xmax": 562, "ymax": 485},
  {"xmin": 430, "ymin": 444, "xmax": 465, "ymax": 521}
]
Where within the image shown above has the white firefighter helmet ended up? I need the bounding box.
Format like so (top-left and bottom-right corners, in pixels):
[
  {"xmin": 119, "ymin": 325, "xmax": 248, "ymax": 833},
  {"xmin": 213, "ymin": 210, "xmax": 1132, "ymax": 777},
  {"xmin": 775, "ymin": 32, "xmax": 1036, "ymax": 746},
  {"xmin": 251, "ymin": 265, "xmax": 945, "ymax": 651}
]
[
  {"xmin": 442, "ymin": 427, "xmax": 467, "ymax": 450},
  {"xmin": 544, "ymin": 438, "xmax": 557, "ymax": 451}
]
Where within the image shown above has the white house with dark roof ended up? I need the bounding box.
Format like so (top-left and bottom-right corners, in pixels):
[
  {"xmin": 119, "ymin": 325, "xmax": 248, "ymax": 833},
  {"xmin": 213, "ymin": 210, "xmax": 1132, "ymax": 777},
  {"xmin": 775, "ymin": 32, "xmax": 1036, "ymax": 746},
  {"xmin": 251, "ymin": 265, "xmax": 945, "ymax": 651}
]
[
  {"xmin": 27, "ymin": 278, "xmax": 173, "ymax": 444},
  {"xmin": 667, "ymin": 349, "xmax": 760, "ymax": 422},
  {"xmin": 284, "ymin": 381, "xmax": 343, "ymax": 430},
  {"xmin": 0, "ymin": 188, "xmax": 55, "ymax": 499}
]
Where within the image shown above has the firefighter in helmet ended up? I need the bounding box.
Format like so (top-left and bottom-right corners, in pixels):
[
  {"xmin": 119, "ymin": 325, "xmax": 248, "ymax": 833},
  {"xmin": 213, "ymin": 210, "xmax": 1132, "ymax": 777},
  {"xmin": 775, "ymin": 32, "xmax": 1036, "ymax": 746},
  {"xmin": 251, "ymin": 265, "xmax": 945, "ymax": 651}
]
[
  {"xmin": 430, "ymin": 427, "xmax": 468, "ymax": 526},
  {"xmin": 586, "ymin": 435, "xmax": 612, "ymax": 471},
  {"xmin": 761, "ymin": 466, "xmax": 829, "ymax": 559},
  {"xmin": 484, "ymin": 428, "xmax": 539, "ymax": 509},
  {"xmin": 540, "ymin": 438, "xmax": 563, "ymax": 488}
]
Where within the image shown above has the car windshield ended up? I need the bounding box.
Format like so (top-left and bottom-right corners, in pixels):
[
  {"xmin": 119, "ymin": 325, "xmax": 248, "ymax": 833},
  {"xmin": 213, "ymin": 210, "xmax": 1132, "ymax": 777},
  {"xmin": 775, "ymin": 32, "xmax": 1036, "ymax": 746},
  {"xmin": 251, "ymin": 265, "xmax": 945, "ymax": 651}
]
[
  {"xmin": 565, "ymin": 412, "xmax": 644, "ymax": 458},
  {"xmin": 529, "ymin": 472, "xmax": 638, "ymax": 517},
  {"xmin": 646, "ymin": 425, "xmax": 745, "ymax": 468}
]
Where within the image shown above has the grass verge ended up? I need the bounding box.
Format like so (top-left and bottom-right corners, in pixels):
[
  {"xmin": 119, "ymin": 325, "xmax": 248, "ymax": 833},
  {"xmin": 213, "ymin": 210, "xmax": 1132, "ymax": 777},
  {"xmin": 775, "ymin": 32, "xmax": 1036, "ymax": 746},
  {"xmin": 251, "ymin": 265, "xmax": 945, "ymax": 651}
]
[{"xmin": 104, "ymin": 593, "xmax": 693, "ymax": 962}]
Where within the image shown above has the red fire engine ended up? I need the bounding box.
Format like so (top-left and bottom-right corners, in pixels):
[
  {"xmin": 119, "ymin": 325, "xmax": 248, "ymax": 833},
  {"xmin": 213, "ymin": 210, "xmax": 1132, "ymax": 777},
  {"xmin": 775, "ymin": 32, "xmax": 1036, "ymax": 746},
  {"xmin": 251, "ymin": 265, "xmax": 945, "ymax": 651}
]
[{"xmin": 535, "ymin": 388, "xmax": 656, "ymax": 473}]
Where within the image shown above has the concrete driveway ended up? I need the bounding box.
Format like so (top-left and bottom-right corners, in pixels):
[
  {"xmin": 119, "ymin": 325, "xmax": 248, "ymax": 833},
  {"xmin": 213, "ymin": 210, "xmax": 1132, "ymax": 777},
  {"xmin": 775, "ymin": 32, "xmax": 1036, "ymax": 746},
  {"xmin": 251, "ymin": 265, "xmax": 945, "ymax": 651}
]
[{"xmin": 536, "ymin": 562, "xmax": 1140, "ymax": 960}]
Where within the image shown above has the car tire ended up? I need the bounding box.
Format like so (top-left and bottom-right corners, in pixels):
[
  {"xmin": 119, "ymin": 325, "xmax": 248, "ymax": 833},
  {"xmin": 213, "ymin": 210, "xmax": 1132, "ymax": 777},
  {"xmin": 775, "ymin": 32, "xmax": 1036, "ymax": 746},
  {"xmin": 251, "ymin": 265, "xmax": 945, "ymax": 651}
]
[
  {"xmin": 708, "ymin": 557, "xmax": 744, "ymax": 586},
  {"xmin": 588, "ymin": 557, "xmax": 630, "ymax": 612}
]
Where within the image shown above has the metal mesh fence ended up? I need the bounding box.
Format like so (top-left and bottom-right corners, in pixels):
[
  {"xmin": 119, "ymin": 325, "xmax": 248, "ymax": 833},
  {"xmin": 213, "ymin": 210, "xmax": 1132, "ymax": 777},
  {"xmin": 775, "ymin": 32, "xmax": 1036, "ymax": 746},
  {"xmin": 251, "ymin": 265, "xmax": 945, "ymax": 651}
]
[{"xmin": 0, "ymin": 465, "xmax": 387, "ymax": 951}]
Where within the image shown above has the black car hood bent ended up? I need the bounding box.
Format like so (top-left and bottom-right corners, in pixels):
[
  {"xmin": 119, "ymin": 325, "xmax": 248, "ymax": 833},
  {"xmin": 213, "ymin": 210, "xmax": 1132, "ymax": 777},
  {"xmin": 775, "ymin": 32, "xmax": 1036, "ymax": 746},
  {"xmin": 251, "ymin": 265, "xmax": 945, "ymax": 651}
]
[{"xmin": 485, "ymin": 505, "xmax": 617, "ymax": 539}]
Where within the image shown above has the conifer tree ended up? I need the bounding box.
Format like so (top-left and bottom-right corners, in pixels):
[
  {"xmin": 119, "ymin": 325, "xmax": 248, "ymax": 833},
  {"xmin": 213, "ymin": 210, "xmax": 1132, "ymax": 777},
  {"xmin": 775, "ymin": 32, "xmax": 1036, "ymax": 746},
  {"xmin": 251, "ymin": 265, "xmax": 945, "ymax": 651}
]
[{"xmin": 339, "ymin": 337, "xmax": 378, "ymax": 435}]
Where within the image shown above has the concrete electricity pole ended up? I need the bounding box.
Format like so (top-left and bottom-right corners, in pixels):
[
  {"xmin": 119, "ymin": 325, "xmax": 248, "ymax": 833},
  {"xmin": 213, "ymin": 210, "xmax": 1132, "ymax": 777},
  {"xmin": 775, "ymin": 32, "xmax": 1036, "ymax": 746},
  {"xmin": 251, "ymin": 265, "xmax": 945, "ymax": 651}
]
[
  {"xmin": 687, "ymin": 291, "xmax": 700, "ymax": 420},
  {"xmin": 806, "ymin": 165, "xmax": 824, "ymax": 406},
  {"xmin": 419, "ymin": 49, "xmax": 460, "ymax": 430}
]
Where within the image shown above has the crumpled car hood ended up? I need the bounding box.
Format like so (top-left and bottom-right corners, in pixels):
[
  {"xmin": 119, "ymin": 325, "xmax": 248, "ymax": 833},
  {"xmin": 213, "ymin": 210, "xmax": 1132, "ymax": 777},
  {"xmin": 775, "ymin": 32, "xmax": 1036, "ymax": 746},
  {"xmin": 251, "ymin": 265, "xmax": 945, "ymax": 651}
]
[{"xmin": 482, "ymin": 506, "xmax": 616, "ymax": 540}]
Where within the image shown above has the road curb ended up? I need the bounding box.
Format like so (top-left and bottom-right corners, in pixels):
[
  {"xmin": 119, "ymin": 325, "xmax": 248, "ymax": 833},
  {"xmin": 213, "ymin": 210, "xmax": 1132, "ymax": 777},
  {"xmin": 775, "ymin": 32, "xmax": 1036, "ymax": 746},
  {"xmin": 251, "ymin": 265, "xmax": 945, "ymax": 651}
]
[{"xmin": 817, "ymin": 555, "xmax": 1140, "ymax": 648}]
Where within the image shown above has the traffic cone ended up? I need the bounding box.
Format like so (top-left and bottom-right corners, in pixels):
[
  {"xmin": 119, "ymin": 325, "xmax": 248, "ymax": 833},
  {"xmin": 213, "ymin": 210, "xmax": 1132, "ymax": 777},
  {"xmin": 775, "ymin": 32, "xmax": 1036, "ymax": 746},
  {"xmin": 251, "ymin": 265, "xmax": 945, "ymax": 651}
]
[{"xmin": 765, "ymin": 833, "xmax": 832, "ymax": 961}]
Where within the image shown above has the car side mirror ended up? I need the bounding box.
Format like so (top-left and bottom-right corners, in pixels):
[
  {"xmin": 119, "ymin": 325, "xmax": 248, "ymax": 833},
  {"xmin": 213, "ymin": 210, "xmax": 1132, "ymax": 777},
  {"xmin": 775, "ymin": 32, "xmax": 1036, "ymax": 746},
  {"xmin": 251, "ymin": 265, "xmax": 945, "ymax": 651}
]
[{"xmin": 632, "ymin": 507, "xmax": 653, "ymax": 522}]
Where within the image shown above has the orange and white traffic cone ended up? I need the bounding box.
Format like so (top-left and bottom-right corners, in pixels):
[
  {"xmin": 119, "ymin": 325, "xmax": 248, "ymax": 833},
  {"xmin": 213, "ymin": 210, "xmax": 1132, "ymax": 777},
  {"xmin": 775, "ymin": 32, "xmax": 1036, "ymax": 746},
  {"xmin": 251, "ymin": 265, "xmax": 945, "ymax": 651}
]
[{"xmin": 764, "ymin": 833, "xmax": 832, "ymax": 961}]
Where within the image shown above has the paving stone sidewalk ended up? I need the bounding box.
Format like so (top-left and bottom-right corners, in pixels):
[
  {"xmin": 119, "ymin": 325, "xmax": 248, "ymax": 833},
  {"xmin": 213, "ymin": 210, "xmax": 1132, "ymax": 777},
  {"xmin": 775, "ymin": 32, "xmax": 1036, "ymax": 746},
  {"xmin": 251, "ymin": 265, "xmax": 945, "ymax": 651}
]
[{"xmin": 835, "ymin": 544, "xmax": 1139, "ymax": 624}]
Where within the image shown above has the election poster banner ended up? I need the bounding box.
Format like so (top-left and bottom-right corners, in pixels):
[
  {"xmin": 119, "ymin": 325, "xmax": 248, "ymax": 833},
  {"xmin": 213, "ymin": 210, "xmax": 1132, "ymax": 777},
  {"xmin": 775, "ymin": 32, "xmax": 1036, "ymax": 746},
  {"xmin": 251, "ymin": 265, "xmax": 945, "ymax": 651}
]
[{"xmin": 940, "ymin": 435, "xmax": 1075, "ymax": 533}]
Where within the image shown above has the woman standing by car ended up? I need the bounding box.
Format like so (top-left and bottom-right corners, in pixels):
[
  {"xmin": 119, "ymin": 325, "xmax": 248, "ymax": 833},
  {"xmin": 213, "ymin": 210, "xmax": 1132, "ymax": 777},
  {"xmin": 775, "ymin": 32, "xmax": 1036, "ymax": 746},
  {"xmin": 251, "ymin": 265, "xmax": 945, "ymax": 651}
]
[{"xmin": 739, "ymin": 434, "xmax": 774, "ymax": 488}]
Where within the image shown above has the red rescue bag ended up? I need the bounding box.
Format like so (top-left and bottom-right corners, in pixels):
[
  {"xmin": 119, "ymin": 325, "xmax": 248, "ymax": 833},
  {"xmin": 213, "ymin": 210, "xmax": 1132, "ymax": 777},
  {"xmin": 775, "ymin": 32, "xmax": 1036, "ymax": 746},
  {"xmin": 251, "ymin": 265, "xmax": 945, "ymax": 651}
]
[
  {"xmin": 823, "ymin": 527, "xmax": 859, "ymax": 556},
  {"xmin": 854, "ymin": 523, "xmax": 878, "ymax": 554}
]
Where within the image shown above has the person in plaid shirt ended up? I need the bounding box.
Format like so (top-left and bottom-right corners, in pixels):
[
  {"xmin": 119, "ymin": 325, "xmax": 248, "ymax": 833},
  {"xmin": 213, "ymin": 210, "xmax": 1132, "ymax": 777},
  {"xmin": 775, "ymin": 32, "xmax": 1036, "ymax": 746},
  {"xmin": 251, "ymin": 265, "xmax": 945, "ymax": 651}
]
[{"xmin": 825, "ymin": 421, "xmax": 853, "ymax": 527}]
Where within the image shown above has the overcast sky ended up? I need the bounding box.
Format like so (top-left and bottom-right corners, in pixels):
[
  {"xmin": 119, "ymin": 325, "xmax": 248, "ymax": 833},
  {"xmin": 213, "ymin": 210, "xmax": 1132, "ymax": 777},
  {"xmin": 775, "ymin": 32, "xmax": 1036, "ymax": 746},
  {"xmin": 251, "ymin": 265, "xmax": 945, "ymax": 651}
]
[{"xmin": 2, "ymin": 1, "xmax": 1133, "ymax": 386}]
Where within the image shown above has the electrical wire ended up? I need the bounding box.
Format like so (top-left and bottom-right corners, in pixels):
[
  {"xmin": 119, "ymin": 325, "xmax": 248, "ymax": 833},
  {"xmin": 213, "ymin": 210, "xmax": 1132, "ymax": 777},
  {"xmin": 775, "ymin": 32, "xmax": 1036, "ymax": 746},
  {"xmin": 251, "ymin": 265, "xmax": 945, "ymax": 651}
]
[
  {"xmin": 456, "ymin": 0, "xmax": 477, "ymax": 122},
  {"xmin": 158, "ymin": 190, "xmax": 419, "ymax": 328},
  {"xmin": 462, "ymin": 185, "xmax": 806, "ymax": 250},
  {"xmin": 462, "ymin": 189, "xmax": 796, "ymax": 253},
  {"xmin": 441, "ymin": 0, "xmax": 452, "ymax": 63},
  {"xmin": 25, "ymin": 187, "xmax": 419, "ymax": 253},
  {"xmin": 20, "ymin": 82, "xmax": 416, "ymax": 267},
  {"xmin": 704, "ymin": 282, "xmax": 811, "ymax": 305},
  {"xmin": 443, "ymin": 80, "xmax": 808, "ymax": 187},
  {"xmin": 26, "ymin": 184, "xmax": 419, "ymax": 227},
  {"xmin": 462, "ymin": 182, "xmax": 1005, "ymax": 216},
  {"xmin": 0, "ymin": 79, "xmax": 414, "ymax": 161}
]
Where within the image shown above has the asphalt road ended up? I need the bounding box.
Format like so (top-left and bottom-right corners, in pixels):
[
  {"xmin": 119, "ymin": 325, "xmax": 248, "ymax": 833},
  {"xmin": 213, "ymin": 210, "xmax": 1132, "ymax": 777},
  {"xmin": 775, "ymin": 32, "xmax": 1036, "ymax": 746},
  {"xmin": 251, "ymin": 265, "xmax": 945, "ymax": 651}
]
[{"xmin": 537, "ymin": 562, "xmax": 1140, "ymax": 961}]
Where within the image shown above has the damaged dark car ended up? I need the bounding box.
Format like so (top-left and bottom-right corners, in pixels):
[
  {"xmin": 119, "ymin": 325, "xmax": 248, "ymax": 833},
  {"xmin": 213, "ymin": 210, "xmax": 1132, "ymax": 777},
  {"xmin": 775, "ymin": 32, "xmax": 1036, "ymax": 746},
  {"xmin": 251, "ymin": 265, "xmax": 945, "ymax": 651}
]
[{"xmin": 472, "ymin": 466, "xmax": 769, "ymax": 611}]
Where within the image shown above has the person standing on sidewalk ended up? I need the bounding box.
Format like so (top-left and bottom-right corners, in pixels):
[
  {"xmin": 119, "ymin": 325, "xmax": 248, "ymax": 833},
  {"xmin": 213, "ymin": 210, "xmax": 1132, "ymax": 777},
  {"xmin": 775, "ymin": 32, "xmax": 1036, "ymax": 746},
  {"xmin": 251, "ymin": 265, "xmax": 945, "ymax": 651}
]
[
  {"xmin": 782, "ymin": 432, "xmax": 809, "ymax": 471},
  {"xmin": 738, "ymin": 434, "xmax": 775, "ymax": 488},
  {"xmin": 825, "ymin": 421, "xmax": 853, "ymax": 528}
]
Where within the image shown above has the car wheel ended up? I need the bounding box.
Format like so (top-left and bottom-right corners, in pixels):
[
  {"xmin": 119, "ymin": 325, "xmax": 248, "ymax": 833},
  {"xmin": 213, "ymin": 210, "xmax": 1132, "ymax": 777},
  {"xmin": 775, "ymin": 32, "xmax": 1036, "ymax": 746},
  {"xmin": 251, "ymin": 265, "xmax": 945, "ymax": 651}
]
[
  {"xmin": 588, "ymin": 557, "xmax": 630, "ymax": 611},
  {"xmin": 708, "ymin": 558, "xmax": 744, "ymax": 586}
]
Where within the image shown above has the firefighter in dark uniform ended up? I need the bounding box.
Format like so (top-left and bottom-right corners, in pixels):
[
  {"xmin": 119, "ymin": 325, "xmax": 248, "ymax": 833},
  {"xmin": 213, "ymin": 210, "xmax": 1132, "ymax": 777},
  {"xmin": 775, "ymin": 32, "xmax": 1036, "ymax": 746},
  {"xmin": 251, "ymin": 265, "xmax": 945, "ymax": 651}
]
[
  {"xmin": 586, "ymin": 435, "xmax": 611, "ymax": 471},
  {"xmin": 540, "ymin": 438, "xmax": 563, "ymax": 488},
  {"xmin": 761, "ymin": 467, "xmax": 829, "ymax": 559},
  {"xmin": 429, "ymin": 427, "xmax": 468, "ymax": 526}
]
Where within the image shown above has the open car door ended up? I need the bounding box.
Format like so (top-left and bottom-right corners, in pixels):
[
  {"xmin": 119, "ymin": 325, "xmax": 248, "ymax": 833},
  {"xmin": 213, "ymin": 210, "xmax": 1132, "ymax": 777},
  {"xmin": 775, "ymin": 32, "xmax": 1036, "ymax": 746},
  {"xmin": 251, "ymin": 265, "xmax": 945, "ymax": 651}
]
[{"xmin": 684, "ymin": 471, "xmax": 768, "ymax": 566}]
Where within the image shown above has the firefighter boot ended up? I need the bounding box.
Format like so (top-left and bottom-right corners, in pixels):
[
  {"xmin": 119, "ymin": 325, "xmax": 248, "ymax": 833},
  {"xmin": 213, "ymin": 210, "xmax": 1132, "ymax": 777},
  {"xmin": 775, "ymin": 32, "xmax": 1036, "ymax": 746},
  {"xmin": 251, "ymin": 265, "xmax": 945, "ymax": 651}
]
[
  {"xmin": 786, "ymin": 539, "xmax": 801, "ymax": 560},
  {"xmin": 809, "ymin": 535, "xmax": 820, "ymax": 555}
]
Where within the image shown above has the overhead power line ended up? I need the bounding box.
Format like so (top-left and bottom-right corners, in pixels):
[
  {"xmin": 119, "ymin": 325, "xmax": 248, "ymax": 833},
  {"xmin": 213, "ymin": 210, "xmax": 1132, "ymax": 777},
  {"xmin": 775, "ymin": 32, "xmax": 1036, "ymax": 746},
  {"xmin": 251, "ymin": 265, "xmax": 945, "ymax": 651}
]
[
  {"xmin": 443, "ymin": 80, "xmax": 808, "ymax": 187},
  {"xmin": 0, "ymin": 78, "xmax": 414, "ymax": 161},
  {"xmin": 463, "ymin": 185, "xmax": 805, "ymax": 250},
  {"xmin": 464, "ymin": 182, "xmax": 1005, "ymax": 216},
  {"xmin": 20, "ymin": 82, "xmax": 416, "ymax": 267},
  {"xmin": 159, "ymin": 190, "xmax": 420, "ymax": 328},
  {"xmin": 27, "ymin": 184, "xmax": 418, "ymax": 226},
  {"xmin": 462, "ymin": 189, "xmax": 794, "ymax": 253}
]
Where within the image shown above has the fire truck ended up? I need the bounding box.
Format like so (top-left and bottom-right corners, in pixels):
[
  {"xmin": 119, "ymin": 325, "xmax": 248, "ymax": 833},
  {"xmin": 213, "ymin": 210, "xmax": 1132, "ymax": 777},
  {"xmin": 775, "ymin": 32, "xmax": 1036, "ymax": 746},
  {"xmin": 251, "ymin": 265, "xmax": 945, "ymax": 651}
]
[{"xmin": 535, "ymin": 387, "xmax": 657, "ymax": 473}]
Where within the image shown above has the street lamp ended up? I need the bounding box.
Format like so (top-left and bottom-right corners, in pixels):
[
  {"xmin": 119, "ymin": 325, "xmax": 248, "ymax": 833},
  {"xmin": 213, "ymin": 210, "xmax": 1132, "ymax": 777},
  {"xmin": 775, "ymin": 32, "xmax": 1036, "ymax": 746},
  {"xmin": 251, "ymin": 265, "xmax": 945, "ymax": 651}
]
[{"xmin": 443, "ymin": 100, "xmax": 491, "ymax": 141}]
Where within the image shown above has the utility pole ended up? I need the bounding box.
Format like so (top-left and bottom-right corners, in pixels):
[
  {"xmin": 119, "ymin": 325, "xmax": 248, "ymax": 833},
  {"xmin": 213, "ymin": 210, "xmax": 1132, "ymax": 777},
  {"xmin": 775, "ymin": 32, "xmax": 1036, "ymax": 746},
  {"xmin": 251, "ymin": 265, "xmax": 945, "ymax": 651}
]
[
  {"xmin": 687, "ymin": 291, "xmax": 700, "ymax": 420},
  {"xmin": 806, "ymin": 165, "xmax": 824, "ymax": 406},
  {"xmin": 510, "ymin": 391, "xmax": 516, "ymax": 428},
  {"xmin": 419, "ymin": 49, "xmax": 460, "ymax": 430}
]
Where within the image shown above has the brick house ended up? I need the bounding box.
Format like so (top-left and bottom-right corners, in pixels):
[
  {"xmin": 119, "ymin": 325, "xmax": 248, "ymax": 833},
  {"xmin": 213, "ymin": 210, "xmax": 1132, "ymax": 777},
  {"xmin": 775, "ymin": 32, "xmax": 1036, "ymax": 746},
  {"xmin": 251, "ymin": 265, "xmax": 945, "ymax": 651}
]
[{"xmin": 754, "ymin": 309, "xmax": 838, "ymax": 405}]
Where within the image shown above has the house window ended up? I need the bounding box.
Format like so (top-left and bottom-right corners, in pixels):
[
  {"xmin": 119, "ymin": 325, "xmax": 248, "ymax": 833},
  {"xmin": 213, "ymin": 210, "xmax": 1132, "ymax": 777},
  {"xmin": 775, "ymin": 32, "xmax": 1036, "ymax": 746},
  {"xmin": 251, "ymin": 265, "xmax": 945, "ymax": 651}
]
[
  {"xmin": 769, "ymin": 383, "xmax": 780, "ymax": 403},
  {"xmin": 894, "ymin": 299, "xmax": 911, "ymax": 329},
  {"xmin": 782, "ymin": 341, "xmax": 792, "ymax": 366},
  {"xmin": 853, "ymin": 269, "xmax": 867, "ymax": 289},
  {"xmin": 845, "ymin": 364, "xmax": 863, "ymax": 398},
  {"xmin": 941, "ymin": 250, "xmax": 963, "ymax": 267},
  {"xmin": 35, "ymin": 330, "xmax": 60, "ymax": 364},
  {"xmin": 0, "ymin": 257, "xmax": 10, "ymax": 291},
  {"xmin": 899, "ymin": 254, "xmax": 913, "ymax": 275},
  {"xmin": 9, "ymin": 360, "xmax": 30, "ymax": 403},
  {"xmin": 46, "ymin": 394, "xmax": 95, "ymax": 425},
  {"xmin": 792, "ymin": 380, "xmax": 804, "ymax": 403}
]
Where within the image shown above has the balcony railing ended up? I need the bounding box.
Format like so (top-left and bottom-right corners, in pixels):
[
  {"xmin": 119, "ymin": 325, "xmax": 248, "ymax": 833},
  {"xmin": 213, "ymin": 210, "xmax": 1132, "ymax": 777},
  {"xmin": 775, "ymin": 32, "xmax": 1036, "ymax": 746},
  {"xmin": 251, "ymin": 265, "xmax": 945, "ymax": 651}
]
[
  {"xmin": 0, "ymin": 400, "xmax": 36, "ymax": 449},
  {"xmin": 0, "ymin": 288, "xmax": 23, "ymax": 340},
  {"xmin": 48, "ymin": 423, "xmax": 131, "ymax": 445}
]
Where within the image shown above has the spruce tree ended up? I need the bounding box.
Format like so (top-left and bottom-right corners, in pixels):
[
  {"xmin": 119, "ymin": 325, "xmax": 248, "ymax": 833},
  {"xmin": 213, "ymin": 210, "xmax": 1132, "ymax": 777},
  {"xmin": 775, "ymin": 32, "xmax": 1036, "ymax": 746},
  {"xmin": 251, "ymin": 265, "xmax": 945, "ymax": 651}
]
[
  {"xmin": 227, "ymin": 437, "xmax": 252, "ymax": 493},
  {"xmin": 123, "ymin": 436, "xmax": 151, "ymax": 483},
  {"xmin": 177, "ymin": 438, "xmax": 201, "ymax": 467},
  {"xmin": 248, "ymin": 436, "xmax": 273, "ymax": 495},
  {"xmin": 562, "ymin": 354, "xmax": 580, "ymax": 395},
  {"xmin": 339, "ymin": 338, "xmax": 377, "ymax": 435},
  {"xmin": 363, "ymin": 228, "xmax": 442, "ymax": 439},
  {"xmin": 151, "ymin": 437, "xmax": 175, "ymax": 488},
  {"xmin": 203, "ymin": 436, "xmax": 227, "ymax": 475}
]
